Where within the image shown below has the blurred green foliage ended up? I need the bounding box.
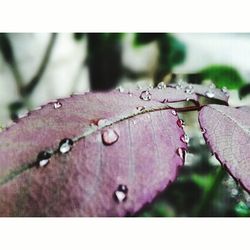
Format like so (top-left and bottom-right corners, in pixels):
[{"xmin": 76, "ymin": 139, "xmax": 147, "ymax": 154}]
[
  {"xmin": 199, "ymin": 65, "xmax": 245, "ymax": 89},
  {"xmin": 239, "ymin": 84, "xmax": 250, "ymax": 99}
]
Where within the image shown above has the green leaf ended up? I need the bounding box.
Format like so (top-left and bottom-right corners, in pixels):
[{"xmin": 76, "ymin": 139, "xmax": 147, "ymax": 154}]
[
  {"xmin": 199, "ymin": 65, "xmax": 244, "ymax": 89},
  {"xmin": 191, "ymin": 174, "xmax": 214, "ymax": 192},
  {"xmin": 235, "ymin": 201, "xmax": 250, "ymax": 217}
]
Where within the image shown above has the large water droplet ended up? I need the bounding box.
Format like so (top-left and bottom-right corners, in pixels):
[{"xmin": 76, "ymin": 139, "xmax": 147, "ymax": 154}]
[
  {"xmin": 102, "ymin": 129, "xmax": 119, "ymax": 145},
  {"xmin": 59, "ymin": 138, "xmax": 73, "ymax": 154},
  {"xmin": 54, "ymin": 101, "xmax": 62, "ymax": 109},
  {"xmin": 140, "ymin": 90, "xmax": 152, "ymax": 101},
  {"xmin": 171, "ymin": 109, "xmax": 177, "ymax": 116},
  {"xmin": 205, "ymin": 90, "xmax": 215, "ymax": 98},
  {"xmin": 184, "ymin": 85, "xmax": 194, "ymax": 94},
  {"xmin": 177, "ymin": 119, "xmax": 185, "ymax": 128},
  {"xmin": 113, "ymin": 184, "xmax": 128, "ymax": 203},
  {"xmin": 176, "ymin": 147, "xmax": 186, "ymax": 160},
  {"xmin": 37, "ymin": 151, "xmax": 52, "ymax": 167},
  {"xmin": 180, "ymin": 134, "xmax": 190, "ymax": 144},
  {"xmin": 157, "ymin": 82, "xmax": 165, "ymax": 89},
  {"xmin": 136, "ymin": 106, "xmax": 145, "ymax": 112}
]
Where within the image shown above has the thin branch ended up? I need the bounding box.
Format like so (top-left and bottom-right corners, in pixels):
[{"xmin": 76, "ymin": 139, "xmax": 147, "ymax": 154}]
[
  {"xmin": 20, "ymin": 33, "xmax": 57, "ymax": 97},
  {"xmin": 0, "ymin": 34, "xmax": 24, "ymax": 90}
]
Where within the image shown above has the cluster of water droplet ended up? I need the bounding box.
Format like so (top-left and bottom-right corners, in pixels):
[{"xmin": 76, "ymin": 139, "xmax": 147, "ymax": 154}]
[{"xmin": 37, "ymin": 138, "xmax": 74, "ymax": 167}]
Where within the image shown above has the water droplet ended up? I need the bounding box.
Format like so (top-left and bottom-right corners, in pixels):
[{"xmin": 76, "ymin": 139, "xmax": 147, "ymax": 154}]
[
  {"xmin": 175, "ymin": 79, "xmax": 185, "ymax": 89},
  {"xmin": 116, "ymin": 86, "xmax": 124, "ymax": 93},
  {"xmin": 221, "ymin": 86, "xmax": 230, "ymax": 97},
  {"xmin": 157, "ymin": 82, "xmax": 165, "ymax": 89},
  {"xmin": 209, "ymin": 82, "xmax": 216, "ymax": 89},
  {"xmin": 171, "ymin": 109, "xmax": 177, "ymax": 116},
  {"xmin": 128, "ymin": 91, "xmax": 133, "ymax": 97},
  {"xmin": 231, "ymin": 188, "xmax": 239, "ymax": 197},
  {"xmin": 59, "ymin": 138, "xmax": 73, "ymax": 154},
  {"xmin": 113, "ymin": 184, "xmax": 128, "ymax": 203},
  {"xmin": 176, "ymin": 147, "xmax": 186, "ymax": 160},
  {"xmin": 140, "ymin": 90, "xmax": 152, "ymax": 101},
  {"xmin": 53, "ymin": 101, "xmax": 62, "ymax": 109},
  {"xmin": 184, "ymin": 85, "xmax": 194, "ymax": 94},
  {"xmin": 177, "ymin": 119, "xmax": 185, "ymax": 128},
  {"xmin": 136, "ymin": 106, "xmax": 145, "ymax": 112},
  {"xmin": 201, "ymin": 128, "xmax": 206, "ymax": 134},
  {"xmin": 180, "ymin": 134, "xmax": 190, "ymax": 144},
  {"xmin": 205, "ymin": 90, "xmax": 215, "ymax": 98},
  {"xmin": 97, "ymin": 119, "xmax": 111, "ymax": 127},
  {"xmin": 37, "ymin": 151, "xmax": 52, "ymax": 167},
  {"xmin": 102, "ymin": 129, "xmax": 119, "ymax": 145}
]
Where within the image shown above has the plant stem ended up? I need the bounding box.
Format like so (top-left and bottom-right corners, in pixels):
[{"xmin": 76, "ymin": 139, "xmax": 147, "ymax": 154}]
[{"xmin": 193, "ymin": 167, "xmax": 226, "ymax": 216}]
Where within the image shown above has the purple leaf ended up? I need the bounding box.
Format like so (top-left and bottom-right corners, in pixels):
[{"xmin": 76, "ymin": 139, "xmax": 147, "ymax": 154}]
[
  {"xmin": 0, "ymin": 91, "xmax": 187, "ymax": 216},
  {"xmin": 168, "ymin": 82, "xmax": 229, "ymax": 103},
  {"xmin": 199, "ymin": 104, "xmax": 250, "ymax": 192}
]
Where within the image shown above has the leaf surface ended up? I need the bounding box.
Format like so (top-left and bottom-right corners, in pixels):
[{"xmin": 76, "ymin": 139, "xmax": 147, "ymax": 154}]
[
  {"xmin": 199, "ymin": 104, "xmax": 250, "ymax": 192},
  {"xmin": 0, "ymin": 91, "xmax": 187, "ymax": 216}
]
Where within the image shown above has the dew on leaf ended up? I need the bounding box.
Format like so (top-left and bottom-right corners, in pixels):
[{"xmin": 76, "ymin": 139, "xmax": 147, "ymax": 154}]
[
  {"xmin": 222, "ymin": 86, "xmax": 230, "ymax": 97},
  {"xmin": 37, "ymin": 151, "xmax": 52, "ymax": 167},
  {"xmin": 201, "ymin": 128, "xmax": 207, "ymax": 134},
  {"xmin": 157, "ymin": 82, "xmax": 165, "ymax": 89},
  {"xmin": 102, "ymin": 129, "xmax": 119, "ymax": 145},
  {"xmin": 176, "ymin": 147, "xmax": 186, "ymax": 160},
  {"xmin": 177, "ymin": 119, "xmax": 185, "ymax": 128},
  {"xmin": 53, "ymin": 101, "xmax": 62, "ymax": 109},
  {"xmin": 59, "ymin": 138, "xmax": 74, "ymax": 154},
  {"xmin": 136, "ymin": 106, "xmax": 145, "ymax": 112},
  {"xmin": 180, "ymin": 134, "xmax": 190, "ymax": 144},
  {"xmin": 231, "ymin": 188, "xmax": 239, "ymax": 197},
  {"xmin": 184, "ymin": 85, "xmax": 194, "ymax": 94},
  {"xmin": 140, "ymin": 90, "xmax": 152, "ymax": 101},
  {"xmin": 116, "ymin": 86, "xmax": 124, "ymax": 93},
  {"xmin": 97, "ymin": 119, "xmax": 111, "ymax": 127},
  {"xmin": 175, "ymin": 79, "xmax": 185, "ymax": 90},
  {"xmin": 209, "ymin": 82, "xmax": 216, "ymax": 89},
  {"xmin": 171, "ymin": 109, "xmax": 177, "ymax": 116},
  {"xmin": 113, "ymin": 184, "xmax": 128, "ymax": 203},
  {"xmin": 205, "ymin": 90, "xmax": 215, "ymax": 98}
]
